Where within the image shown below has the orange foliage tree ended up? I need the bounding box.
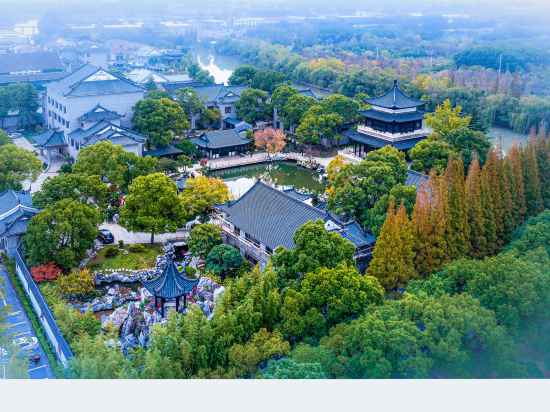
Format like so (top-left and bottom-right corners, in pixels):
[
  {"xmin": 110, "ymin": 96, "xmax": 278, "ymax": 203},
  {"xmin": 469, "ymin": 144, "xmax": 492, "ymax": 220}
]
[{"xmin": 254, "ymin": 128, "xmax": 286, "ymax": 158}]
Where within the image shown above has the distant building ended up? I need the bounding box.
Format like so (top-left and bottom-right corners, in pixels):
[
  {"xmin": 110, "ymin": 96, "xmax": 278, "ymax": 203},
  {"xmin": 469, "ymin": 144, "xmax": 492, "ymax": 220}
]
[
  {"xmin": 125, "ymin": 68, "xmax": 194, "ymax": 88},
  {"xmin": 343, "ymin": 80, "xmax": 430, "ymax": 156},
  {"xmin": 0, "ymin": 190, "xmax": 38, "ymax": 257},
  {"xmin": 191, "ymin": 129, "xmax": 250, "ymax": 159},
  {"xmin": 167, "ymin": 83, "xmax": 248, "ymax": 129},
  {"xmin": 40, "ymin": 65, "xmax": 146, "ymax": 159},
  {"xmin": 214, "ymin": 181, "xmax": 375, "ymax": 271},
  {"xmin": 0, "ymin": 51, "xmax": 66, "ymax": 86}
]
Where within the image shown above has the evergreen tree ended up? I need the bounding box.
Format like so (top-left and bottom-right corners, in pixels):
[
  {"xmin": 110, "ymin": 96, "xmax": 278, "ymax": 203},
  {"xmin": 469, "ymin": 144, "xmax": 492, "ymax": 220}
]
[
  {"xmin": 497, "ymin": 153, "xmax": 515, "ymax": 244},
  {"xmin": 507, "ymin": 144, "xmax": 527, "ymax": 226},
  {"xmin": 412, "ymin": 175, "xmax": 449, "ymax": 277},
  {"xmin": 444, "ymin": 156, "xmax": 469, "ymax": 259},
  {"xmin": 480, "ymin": 162, "xmax": 498, "ymax": 256},
  {"xmin": 534, "ymin": 133, "xmax": 550, "ymax": 209},
  {"xmin": 522, "ymin": 139, "xmax": 544, "ymax": 217},
  {"xmin": 465, "ymin": 155, "xmax": 487, "ymax": 258},
  {"xmin": 483, "ymin": 149, "xmax": 506, "ymax": 247}
]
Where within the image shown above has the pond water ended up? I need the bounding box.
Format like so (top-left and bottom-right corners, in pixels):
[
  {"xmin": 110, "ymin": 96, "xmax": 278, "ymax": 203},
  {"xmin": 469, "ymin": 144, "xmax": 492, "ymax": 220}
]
[
  {"xmin": 193, "ymin": 47, "xmax": 241, "ymax": 85},
  {"xmin": 209, "ymin": 161, "xmax": 326, "ymax": 198},
  {"xmin": 488, "ymin": 127, "xmax": 528, "ymax": 153}
]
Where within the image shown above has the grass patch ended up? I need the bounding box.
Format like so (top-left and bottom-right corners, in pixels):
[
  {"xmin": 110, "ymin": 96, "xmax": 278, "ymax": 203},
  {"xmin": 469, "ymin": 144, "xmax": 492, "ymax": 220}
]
[
  {"xmin": 3, "ymin": 257, "xmax": 63, "ymax": 378},
  {"xmin": 88, "ymin": 244, "xmax": 162, "ymax": 271}
]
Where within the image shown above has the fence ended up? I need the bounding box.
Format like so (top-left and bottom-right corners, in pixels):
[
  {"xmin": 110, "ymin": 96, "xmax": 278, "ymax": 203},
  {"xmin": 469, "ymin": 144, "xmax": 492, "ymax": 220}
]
[{"xmin": 14, "ymin": 250, "xmax": 73, "ymax": 368}]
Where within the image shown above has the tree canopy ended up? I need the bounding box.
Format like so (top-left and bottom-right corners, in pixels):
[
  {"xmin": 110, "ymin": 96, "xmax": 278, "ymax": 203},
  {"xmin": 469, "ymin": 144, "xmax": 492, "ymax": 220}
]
[{"xmin": 0, "ymin": 144, "xmax": 42, "ymax": 191}]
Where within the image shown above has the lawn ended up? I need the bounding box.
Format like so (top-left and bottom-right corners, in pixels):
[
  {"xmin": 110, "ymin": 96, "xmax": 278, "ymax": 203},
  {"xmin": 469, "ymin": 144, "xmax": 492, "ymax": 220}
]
[{"xmin": 88, "ymin": 244, "xmax": 162, "ymax": 271}]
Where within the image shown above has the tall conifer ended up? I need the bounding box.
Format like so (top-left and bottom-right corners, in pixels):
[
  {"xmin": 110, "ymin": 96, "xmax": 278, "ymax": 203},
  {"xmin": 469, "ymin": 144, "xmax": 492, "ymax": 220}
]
[
  {"xmin": 522, "ymin": 139, "xmax": 544, "ymax": 217},
  {"xmin": 534, "ymin": 132, "xmax": 550, "ymax": 209},
  {"xmin": 465, "ymin": 155, "xmax": 487, "ymax": 258},
  {"xmin": 507, "ymin": 144, "xmax": 527, "ymax": 226},
  {"xmin": 394, "ymin": 202, "xmax": 417, "ymax": 287},
  {"xmin": 444, "ymin": 156, "xmax": 469, "ymax": 259},
  {"xmin": 480, "ymin": 162, "xmax": 498, "ymax": 255}
]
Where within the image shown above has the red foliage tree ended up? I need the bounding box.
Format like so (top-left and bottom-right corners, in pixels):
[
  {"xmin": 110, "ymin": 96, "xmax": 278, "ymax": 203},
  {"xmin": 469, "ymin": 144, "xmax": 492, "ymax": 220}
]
[{"xmin": 31, "ymin": 263, "xmax": 62, "ymax": 283}]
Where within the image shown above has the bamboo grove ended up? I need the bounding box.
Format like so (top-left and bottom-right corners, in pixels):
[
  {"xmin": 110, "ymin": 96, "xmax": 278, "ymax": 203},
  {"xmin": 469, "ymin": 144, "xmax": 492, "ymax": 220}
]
[{"xmin": 369, "ymin": 129, "xmax": 550, "ymax": 290}]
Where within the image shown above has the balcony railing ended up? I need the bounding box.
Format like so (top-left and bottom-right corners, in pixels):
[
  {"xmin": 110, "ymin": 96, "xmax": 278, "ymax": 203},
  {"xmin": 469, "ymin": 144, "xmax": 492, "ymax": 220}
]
[{"xmin": 357, "ymin": 125, "xmax": 431, "ymax": 142}]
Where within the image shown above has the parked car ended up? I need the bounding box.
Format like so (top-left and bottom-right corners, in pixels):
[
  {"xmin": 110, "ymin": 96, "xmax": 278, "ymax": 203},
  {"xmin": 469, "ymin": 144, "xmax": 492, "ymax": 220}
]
[
  {"xmin": 98, "ymin": 229, "xmax": 115, "ymax": 244},
  {"xmin": 28, "ymin": 353, "xmax": 41, "ymax": 364},
  {"xmin": 12, "ymin": 336, "xmax": 38, "ymax": 352}
]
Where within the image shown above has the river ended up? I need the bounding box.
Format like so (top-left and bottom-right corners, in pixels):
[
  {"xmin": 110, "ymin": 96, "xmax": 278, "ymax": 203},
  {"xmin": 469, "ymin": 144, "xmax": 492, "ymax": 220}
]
[
  {"xmin": 488, "ymin": 127, "xmax": 529, "ymax": 153},
  {"xmin": 193, "ymin": 47, "xmax": 241, "ymax": 85}
]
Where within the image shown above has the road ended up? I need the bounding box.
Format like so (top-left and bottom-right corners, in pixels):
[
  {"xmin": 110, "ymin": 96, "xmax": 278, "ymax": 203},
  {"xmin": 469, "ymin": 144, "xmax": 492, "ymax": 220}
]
[
  {"xmin": 0, "ymin": 263, "xmax": 54, "ymax": 379},
  {"xmin": 100, "ymin": 222, "xmax": 188, "ymax": 244},
  {"xmin": 11, "ymin": 136, "xmax": 63, "ymax": 193}
]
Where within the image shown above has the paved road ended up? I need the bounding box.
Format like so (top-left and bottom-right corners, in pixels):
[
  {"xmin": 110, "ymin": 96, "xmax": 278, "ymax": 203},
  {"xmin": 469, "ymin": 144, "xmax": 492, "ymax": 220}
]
[
  {"xmin": 11, "ymin": 137, "xmax": 63, "ymax": 193},
  {"xmin": 100, "ymin": 223, "xmax": 188, "ymax": 245},
  {"xmin": 0, "ymin": 263, "xmax": 54, "ymax": 379}
]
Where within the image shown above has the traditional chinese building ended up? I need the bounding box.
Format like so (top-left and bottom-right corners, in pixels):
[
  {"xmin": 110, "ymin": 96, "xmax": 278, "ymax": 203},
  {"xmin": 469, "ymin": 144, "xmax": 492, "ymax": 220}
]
[
  {"xmin": 343, "ymin": 80, "xmax": 430, "ymax": 156},
  {"xmin": 0, "ymin": 190, "xmax": 39, "ymax": 257}
]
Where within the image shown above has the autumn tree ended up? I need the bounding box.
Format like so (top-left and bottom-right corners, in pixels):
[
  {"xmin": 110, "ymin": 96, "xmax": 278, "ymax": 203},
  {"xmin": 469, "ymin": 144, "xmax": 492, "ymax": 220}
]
[
  {"xmin": 465, "ymin": 156, "xmax": 487, "ymax": 258},
  {"xmin": 522, "ymin": 139, "xmax": 544, "ymax": 217},
  {"xmin": 506, "ymin": 145, "xmax": 527, "ymax": 227},
  {"xmin": 120, "ymin": 173, "xmax": 185, "ymax": 243},
  {"xmin": 254, "ymin": 127, "xmax": 286, "ymax": 158},
  {"xmin": 444, "ymin": 156, "xmax": 469, "ymax": 259},
  {"xmin": 368, "ymin": 202, "xmax": 417, "ymax": 290},
  {"xmin": 480, "ymin": 159, "xmax": 498, "ymax": 255},
  {"xmin": 425, "ymin": 99, "xmax": 471, "ymax": 138}
]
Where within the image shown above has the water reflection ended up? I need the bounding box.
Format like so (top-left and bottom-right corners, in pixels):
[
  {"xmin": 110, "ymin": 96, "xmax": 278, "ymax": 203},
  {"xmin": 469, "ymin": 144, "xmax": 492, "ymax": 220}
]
[
  {"xmin": 194, "ymin": 48, "xmax": 241, "ymax": 85},
  {"xmin": 210, "ymin": 162, "xmax": 326, "ymax": 198}
]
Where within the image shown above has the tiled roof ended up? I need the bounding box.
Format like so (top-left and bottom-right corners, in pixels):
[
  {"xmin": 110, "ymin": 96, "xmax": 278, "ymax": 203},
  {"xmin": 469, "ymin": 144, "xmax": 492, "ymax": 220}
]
[
  {"xmin": 0, "ymin": 191, "xmax": 38, "ymax": 237},
  {"xmin": 342, "ymin": 129, "xmax": 427, "ymax": 150},
  {"xmin": 143, "ymin": 259, "xmax": 199, "ymax": 299},
  {"xmin": 0, "ymin": 51, "xmax": 64, "ymax": 74},
  {"xmin": 0, "ymin": 190, "xmax": 33, "ymax": 215},
  {"xmin": 187, "ymin": 84, "xmax": 247, "ymax": 104},
  {"xmin": 78, "ymin": 104, "xmax": 121, "ymax": 122},
  {"xmin": 68, "ymin": 121, "xmax": 145, "ymax": 147},
  {"xmin": 360, "ymin": 108, "xmax": 425, "ymax": 123},
  {"xmin": 34, "ymin": 130, "xmax": 66, "ymax": 148},
  {"xmin": 217, "ymin": 181, "xmax": 375, "ymax": 251},
  {"xmin": 143, "ymin": 145, "xmax": 184, "ymax": 158},
  {"xmin": 48, "ymin": 64, "xmax": 144, "ymax": 97},
  {"xmin": 405, "ymin": 170, "xmax": 429, "ymax": 189},
  {"xmin": 366, "ymin": 80, "xmax": 423, "ymax": 109},
  {"xmin": 191, "ymin": 129, "xmax": 250, "ymax": 150},
  {"xmin": 0, "ymin": 70, "xmax": 67, "ymax": 85}
]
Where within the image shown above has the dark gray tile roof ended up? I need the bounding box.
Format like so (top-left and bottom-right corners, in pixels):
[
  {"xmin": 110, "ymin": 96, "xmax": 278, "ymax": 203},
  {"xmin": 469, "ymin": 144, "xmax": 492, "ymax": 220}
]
[
  {"xmin": 342, "ymin": 129, "xmax": 427, "ymax": 150},
  {"xmin": 34, "ymin": 130, "xmax": 66, "ymax": 148},
  {"xmin": 79, "ymin": 104, "xmax": 121, "ymax": 122},
  {"xmin": 0, "ymin": 51, "xmax": 64, "ymax": 74},
  {"xmin": 0, "ymin": 191, "xmax": 38, "ymax": 237},
  {"xmin": 360, "ymin": 108, "xmax": 425, "ymax": 123},
  {"xmin": 48, "ymin": 64, "xmax": 143, "ymax": 97},
  {"xmin": 143, "ymin": 260, "xmax": 199, "ymax": 299},
  {"xmin": 144, "ymin": 145, "xmax": 184, "ymax": 158},
  {"xmin": 191, "ymin": 129, "xmax": 250, "ymax": 150},
  {"xmin": 217, "ymin": 181, "xmax": 375, "ymax": 250},
  {"xmin": 187, "ymin": 84, "xmax": 247, "ymax": 104},
  {"xmin": 0, "ymin": 70, "xmax": 67, "ymax": 85},
  {"xmin": 405, "ymin": 170, "xmax": 429, "ymax": 189},
  {"xmin": 0, "ymin": 190, "xmax": 33, "ymax": 215},
  {"xmin": 366, "ymin": 80, "xmax": 423, "ymax": 109},
  {"xmin": 68, "ymin": 121, "xmax": 145, "ymax": 147}
]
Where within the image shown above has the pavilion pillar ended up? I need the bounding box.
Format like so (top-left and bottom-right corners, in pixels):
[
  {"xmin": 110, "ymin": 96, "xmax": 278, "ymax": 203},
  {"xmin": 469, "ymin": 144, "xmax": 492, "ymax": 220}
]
[
  {"xmin": 184, "ymin": 295, "xmax": 187, "ymax": 309},
  {"xmin": 161, "ymin": 298, "xmax": 165, "ymax": 318},
  {"xmin": 154, "ymin": 296, "xmax": 158, "ymax": 310},
  {"xmin": 175, "ymin": 296, "xmax": 180, "ymax": 313}
]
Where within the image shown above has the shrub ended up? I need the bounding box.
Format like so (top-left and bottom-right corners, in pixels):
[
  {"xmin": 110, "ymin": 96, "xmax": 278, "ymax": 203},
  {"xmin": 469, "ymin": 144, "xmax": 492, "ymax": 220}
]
[
  {"xmin": 128, "ymin": 243, "xmax": 146, "ymax": 253},
  {"xmin": 104, "ymin": 246, "xmax": 119, "ymax": 258},
  {"xmin": 185, "ymin": 265, "xmax": 197, "ymax": 278},
  {"xmin": 59, "ymin": 163, "xmax": 73, "ymax": 174},
  {"xmin": 118, "ymin": 240, "xmax": 124, "ymax": 249},
  {"xmin": 31, "ymin": 262, "xmax": 62, "ymax": 283},
  {"xmin": 56, "ymin": 268, "xmax": 96, "ymax": 300}
]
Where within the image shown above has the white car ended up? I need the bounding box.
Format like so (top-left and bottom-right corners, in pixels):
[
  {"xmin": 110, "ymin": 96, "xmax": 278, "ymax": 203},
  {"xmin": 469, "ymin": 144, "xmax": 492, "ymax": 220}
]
[{"xmin": 12, "ymin": 336, "xmax": 38, "ymax": 352}]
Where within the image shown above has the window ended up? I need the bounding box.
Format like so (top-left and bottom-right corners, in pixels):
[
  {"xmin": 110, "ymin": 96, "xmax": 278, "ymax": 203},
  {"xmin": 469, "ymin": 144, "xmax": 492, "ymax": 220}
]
[
  {"xmin": 225, "ymin": 106, "xmax": 232, "ymax": 114},
  {"xmin": 63, "ymin": 106, "xmax": 66, "ymax": 113}
]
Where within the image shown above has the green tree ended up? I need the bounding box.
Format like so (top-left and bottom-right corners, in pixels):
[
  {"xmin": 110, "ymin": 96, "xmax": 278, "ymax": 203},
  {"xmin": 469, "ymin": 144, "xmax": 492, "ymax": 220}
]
[
  {"xmin": 132, "ymin": 97, "xmax": 188, "ymax": 148},
  {"xmin": 365, "ymin": 146, "xmax": 408, "ymax": 183},
  {"xmin": 410, "ymin": 137, "xmax": 456, "ymax": 174},
  {"xmin": 251, "ymin": 69, "xmax": 287, "ymax": 93},
  {"xmin": 444, "ymin": 156, "xmax": 470, "ymax": 259},
  {"xmin": 444, "ymin": 127, "xmax": 491, "ymax": 167},
  {"xmin": 465, "ymin": 155, "xmax": 487, "ymax": 258},
  {"xmin": 425, "ymin": 98, "xmax": 471, "ymax": 138},
  {"xmin": 205, "ymin": 244, "xmax": 244, "ymax": 279},
  {"xmin": 24, "ymin": 199, "xmax": 101, "ymax": 269},
  {"xmin": 69, "ymin": 334, "xmax": 132, "ymax": 378},
  {"xmin": 271, "ymin": 220, "xmax": 355, "ymax": 284},
  {"xmin": 295, "ymin": 106, "xmax": 343, "ymax": 148},
  {"xmin": 120, "ymin": 173, "xmax": 185, "ymax": 244},
  {"xmin": 179, "ymin": 175, "xmax": 230, "ymax": 221},
  {"xmin": 0, "ymin": 129, "xmax": 10, "ymax": 145},
  {"xmin": 271, "ymin": 84, "xmax": 298, "ymax": 117},
  {"xmin": 281, "ymin": 94, "xmax": 316, "ymax": 130},
  {"xmin": 235, "ymin": 88, "xmax": 271, "ymax": 124},
  {"xmin": 73, "ymin": 141, "xmax": 158, "ymax": 189},
  {"xmin": 228, "ymin": 65, "xmax": 257, "ymax": 86},
  {"xmin": 319, "ymin": 94, "xmax": 361, "ymax": 124},
  {"xmin": 33, "ymin": 173, "xmax": 109, "ymax": 210},
  {"xmin": 260, "ymin": 358, "xmax": 327, "ymax": 379},
  {"xmin": 522, "ymin": 141, "xmax": 544, "ymax": 217},
  {"xmin": 188, "ymin": 223, "xmax": 222, "ymax": 259},
  {"xmin": 0, "ymin": 144, "xmax": 42, "ymax": 191}
]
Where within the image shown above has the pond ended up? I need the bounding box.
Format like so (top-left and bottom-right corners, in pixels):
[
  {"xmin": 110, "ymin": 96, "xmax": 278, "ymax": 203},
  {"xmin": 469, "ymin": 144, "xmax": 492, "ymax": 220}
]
[
  {"xmin": 488, "ymin": 127, "xmax": 528, "ymax": 153},
  {"xmin": 209, "ymin": 161, "xmax": 326, "ymax": 198}
]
